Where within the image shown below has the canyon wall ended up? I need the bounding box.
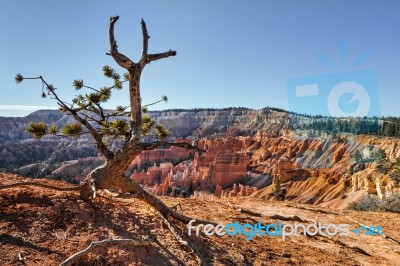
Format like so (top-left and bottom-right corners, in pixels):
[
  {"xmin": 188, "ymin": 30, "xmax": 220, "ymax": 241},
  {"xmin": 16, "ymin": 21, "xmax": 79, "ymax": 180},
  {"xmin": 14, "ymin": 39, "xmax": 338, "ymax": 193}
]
[
  {"xmin": 1, "ymin": 108, "xmax": 400, "ymax": 209},
  {"xmin": 127, "ymin": 132, "xmax": 400, "ymax": 208}
]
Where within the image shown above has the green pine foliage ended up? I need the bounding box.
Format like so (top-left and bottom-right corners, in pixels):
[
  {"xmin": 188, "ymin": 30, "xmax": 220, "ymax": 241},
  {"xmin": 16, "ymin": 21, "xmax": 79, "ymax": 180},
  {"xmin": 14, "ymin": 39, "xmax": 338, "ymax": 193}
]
[
  {"xmin": 111, "ymin": 119, "xmax": 129, "ymax": 132},
  {"xmin": 141, "ymin": 115, "xmax": 155, "ymax": 136},
  {"xmin": 61, "ymin": 123, "xmax": 83, "ymax": 137},
  {"xmin": 353, "ymin": 150, "xmax": 362, "ymax": 163},
  {"xmin": 295, "ymin": 117, "xmax": 381, "ymax": 135},
  {"xmin": 15, "ymin": 73, "xmax": 24, "ymax": 83},
  {"xmin": 155, "ymin": 124, "xmax": 170, "ymax": 140},
  {"xmin": 273, "ymin": 176, "xmax": 281, "ymax": 197},
  {"xmin": 49, "ymin": 125, "xmax": 58, "ymax": 134},
  {"xmin": 26, "ymin": 122, "xmax": 47, "ymax": 139},
  {"xmin": 374, "ymin": 148, "xmax": 387, "ymax": 163},
  {"xmin": 73, "ymin": 79, "xmax": 84, "ymax": 90}
]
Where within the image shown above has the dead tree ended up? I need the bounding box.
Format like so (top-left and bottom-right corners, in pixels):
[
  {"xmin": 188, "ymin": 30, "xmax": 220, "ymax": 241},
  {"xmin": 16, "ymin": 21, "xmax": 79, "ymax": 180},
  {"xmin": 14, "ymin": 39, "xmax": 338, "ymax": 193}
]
[{"xmin": 15, "ymin": 16, "xmax": 210, "ymax": 225}]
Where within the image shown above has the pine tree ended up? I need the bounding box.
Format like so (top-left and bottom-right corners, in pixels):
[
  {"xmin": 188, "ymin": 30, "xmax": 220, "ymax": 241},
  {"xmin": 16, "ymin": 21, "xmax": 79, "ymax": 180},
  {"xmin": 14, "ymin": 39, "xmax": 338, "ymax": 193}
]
[
  {"xmin": 353, "ymin": 150, "xmax": 362, "ymax": 163},
  {"xmin": 274, "ymin": 175, "xmax": 281, "ymax": 197},
  {"xmin": 15, "ymin": 16, "xmax": 206, "ymax": 225},
  {"xmin": 375, "ymin": 148, "xmax": 387, "ymax": 163}
]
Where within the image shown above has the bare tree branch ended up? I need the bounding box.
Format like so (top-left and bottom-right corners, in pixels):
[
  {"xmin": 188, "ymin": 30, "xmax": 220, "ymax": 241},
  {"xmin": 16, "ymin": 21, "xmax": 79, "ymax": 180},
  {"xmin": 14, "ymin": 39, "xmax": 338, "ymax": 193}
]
[
  {"xmin": 108, "ymin": 16, "xmax": 135, "ymax": 70},
  {"xmin": 156, "ymin": 212, "xmax": 202, "ymax": 265},
  {"xmin": 108, "ymin": 17, "xmax": 177, "ymax": 141},
  {"xmin": 226, "ymin": 202, "xmax": 315, "ymax": 223},
  {"xmin": 22, "ymin": 76, "xmax": 115, "ymax": 160},
  {"xmin": 82, "ymin": 85, "xmax": 100, "ymax": 92},
  {"xmin": 141, "ymin": 18, "xmax": 150, "ymax": 57},
  {"xmin": 138, "ymin": 141, "xmax": 206, "ymax": 154},
  {"xmin": 0, "ymin": 182, "xmax": 79, "ymax": 191},
  {"xmin": 93, "ymin": 102, "xmax": 106, "ymax": 121},
  {"xmin": 147, "ymin": 50, "xmax": 177, "ymax": 63},
  {"xmin": 59, "ymin": 238, "xmax": 151, "ymax": 266},
  {"xmin": 69, "ymin": 110, "xmax": 114, "ymax": 160},
  {"xmin": 142, "ymin": 97, "xmax": 167, "ymax": 108},
  {"xmin": 79, "ymin": 112, "xmax": 103, "ymax": 126}
]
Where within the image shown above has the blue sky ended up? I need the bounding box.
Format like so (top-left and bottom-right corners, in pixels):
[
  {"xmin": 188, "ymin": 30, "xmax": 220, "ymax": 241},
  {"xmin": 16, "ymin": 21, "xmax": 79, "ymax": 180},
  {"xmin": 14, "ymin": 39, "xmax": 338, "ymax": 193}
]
[{"xmin": 1, "ymin": 0, "xmax": 400, "ymax": 117}]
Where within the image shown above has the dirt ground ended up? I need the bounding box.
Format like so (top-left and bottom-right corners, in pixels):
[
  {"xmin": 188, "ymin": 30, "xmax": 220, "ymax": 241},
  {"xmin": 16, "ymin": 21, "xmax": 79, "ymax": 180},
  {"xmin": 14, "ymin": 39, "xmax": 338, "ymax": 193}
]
[{"xmin": 1, "ymin": 174, "xmax": 399, "ymax": 266}]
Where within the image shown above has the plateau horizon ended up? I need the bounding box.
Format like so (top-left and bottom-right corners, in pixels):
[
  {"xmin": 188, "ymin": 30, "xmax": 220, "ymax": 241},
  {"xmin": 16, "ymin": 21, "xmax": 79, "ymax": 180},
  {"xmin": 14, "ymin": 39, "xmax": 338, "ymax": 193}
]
[
  {"xmin": 2, "ymin": 2, "xmax": 400, "ymax": 116},
  {"xmin": 0, "ymin": 105, "xmax": 399, "ymax": 119}
]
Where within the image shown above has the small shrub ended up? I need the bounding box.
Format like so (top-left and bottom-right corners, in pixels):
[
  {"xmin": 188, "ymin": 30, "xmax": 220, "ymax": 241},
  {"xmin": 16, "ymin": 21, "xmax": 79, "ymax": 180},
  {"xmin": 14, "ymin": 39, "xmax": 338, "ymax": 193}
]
[
  {"xmin": 349, "ymin": 194, "xmax": 382, "ymax": 211},
  {"xmin": 374, "ymin": 148, "xmax": 387, "ymax": 163},
  {"xmin": 353, "ymin": 150, "xmax": 362, "ymax": 163},
  {"xmin": 390, "ymin": 169, "xmax": 400, "ymax": 181},
  {"xmin": 350, "ymin": 193, "xmax": 400, "ymax": 213},
  {"xmin": 348, "ymin": 167, "xmax": 354, "ymax": 175},
  {"xmin": 382, "ymin": 193, "xmax": 400, "ymax": 213},
  {"xmin": 376, "ymin": 163, "xmax": 389, "ymax": 174},
  {"xmin": 395, "ymin": 156, "xmax": 400, "ymax": 166}
]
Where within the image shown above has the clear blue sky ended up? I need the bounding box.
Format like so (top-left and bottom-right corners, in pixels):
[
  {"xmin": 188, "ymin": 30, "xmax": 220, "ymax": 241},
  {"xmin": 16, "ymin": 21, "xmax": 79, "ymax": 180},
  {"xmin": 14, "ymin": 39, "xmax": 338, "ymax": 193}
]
[{"xmin": 1, "ymin": 0, "xmax": 399, "ymax": 117}]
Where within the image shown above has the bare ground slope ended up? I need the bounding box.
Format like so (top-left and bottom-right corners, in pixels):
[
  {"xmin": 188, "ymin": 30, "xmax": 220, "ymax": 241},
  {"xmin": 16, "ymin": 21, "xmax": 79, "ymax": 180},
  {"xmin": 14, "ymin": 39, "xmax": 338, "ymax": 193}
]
[{"xmin": 1, "ymin": 174, "xmax": 399, "ymax": 266}]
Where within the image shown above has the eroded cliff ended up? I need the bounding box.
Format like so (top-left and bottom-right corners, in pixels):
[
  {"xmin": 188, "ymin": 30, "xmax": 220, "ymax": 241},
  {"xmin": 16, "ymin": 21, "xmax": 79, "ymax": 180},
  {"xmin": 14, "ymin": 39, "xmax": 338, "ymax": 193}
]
[{"xmin": 2, "ymin": 108, "xmax": 400, "ymax": 209}]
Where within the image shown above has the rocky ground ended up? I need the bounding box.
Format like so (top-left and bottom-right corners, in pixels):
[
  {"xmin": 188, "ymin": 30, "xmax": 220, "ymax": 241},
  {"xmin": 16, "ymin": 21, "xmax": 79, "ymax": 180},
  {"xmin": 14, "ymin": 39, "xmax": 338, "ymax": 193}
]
[{"xmin": 1, "ymin": 173, "xmax": 399, "ymax": 266}]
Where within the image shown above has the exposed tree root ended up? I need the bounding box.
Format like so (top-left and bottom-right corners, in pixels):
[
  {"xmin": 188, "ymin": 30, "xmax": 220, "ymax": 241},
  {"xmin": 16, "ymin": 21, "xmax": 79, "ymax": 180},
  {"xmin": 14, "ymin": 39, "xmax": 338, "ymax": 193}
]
[
  {"xmin": 96, "ymin": 188, "xmax": 218, "ymax": 226},
  {"xmin": 59, "ymin": 238, "xmax": 151, "ymax": 266},
  {"xmin": 156, "ymin": 212, "xmax": 202, "ymax": 266},
  {"xmin": 0, "ymin": 180, "xmax": 217, "ymax": 227},
  {"xmin": 0, "ymin": 182, "xmax": 79, "ymax": 191}
]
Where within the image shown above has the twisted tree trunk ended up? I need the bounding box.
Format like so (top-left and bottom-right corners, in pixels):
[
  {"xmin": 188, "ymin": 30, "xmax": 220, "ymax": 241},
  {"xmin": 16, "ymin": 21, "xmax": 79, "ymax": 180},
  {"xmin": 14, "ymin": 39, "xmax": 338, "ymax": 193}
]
[
  {"xmin": 128, "ymin": 65, "xmax": 143, "ymax": 138},
  {"xmin": 80, "ymin": 140, "xmax": 212, "ymax": 225},
  {"xmin": 79, "ymin": 16, "xmax": 210, "ymax": 225}
]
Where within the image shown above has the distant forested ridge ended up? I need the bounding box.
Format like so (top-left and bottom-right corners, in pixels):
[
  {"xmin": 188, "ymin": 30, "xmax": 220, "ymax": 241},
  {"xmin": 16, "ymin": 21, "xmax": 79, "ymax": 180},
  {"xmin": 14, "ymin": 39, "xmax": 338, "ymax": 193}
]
[{"xmin": 292, "ymin": 115, "xmax": 400, "ymax": 137}]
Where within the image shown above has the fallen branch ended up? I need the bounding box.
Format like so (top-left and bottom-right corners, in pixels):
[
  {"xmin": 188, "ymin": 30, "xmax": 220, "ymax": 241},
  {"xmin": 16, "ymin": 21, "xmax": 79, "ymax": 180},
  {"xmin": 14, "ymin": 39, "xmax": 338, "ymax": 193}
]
[
  {"xmin": 335, "ymin": 239, "xmax": 371, "ymax": 256},
  {"xmin": 18, "ymin": 251, "xmax": 26, "ymax": 263},
  {"xmin": 284, "ymin": 204, "xmax": 338, "ymax": 215},
  {"xmin": 227, "ymin": 202, "xmax": 262, "ymax": 217},
  {"xmin": 227, "ymin": 203, "xmax": 385, "ymax": 256},
  {"xmin": 226, "ymin": 202, "xmax": 315, "ymax": 223},
  {"xmin": 59, "ymin": 238, "xmax": 151, "ymax": 266},
  {"xmin": 156, "ymin": 212, "xmax": 202, "ymax": 266},
  {"xmin": 268, "ymin": 214, "xmax": 313, "ymax": 223},
  {"xmin": 97, "ymin": 189, "xmax": 218, "ymax": 226},
  {"xmin": 316, "ymin": 234, "xmax": 371, "ymax": 256},
  {"xmin": 170, "ymin": 209, "xmax": 219, "ymax": 226},
  {"xmin": 345, "ymin": 216, "xmax": 400, "ymax": 245},
  {"xmin": 231, "ymin": 215, "xmax": 259, "ymax": 224},
  {"xmin": 0, "ymin": 182, "xmax": 79, "ymax": 191},
  {"xmin": 170, "ymin": 202, "xmax": 184, "ymax": 213}
]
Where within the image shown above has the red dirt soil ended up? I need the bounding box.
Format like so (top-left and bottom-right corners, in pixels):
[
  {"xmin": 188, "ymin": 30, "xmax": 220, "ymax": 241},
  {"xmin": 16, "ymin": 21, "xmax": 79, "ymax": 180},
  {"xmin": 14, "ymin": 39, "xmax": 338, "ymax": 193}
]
[{"xmin": 1, "ymin": 173, "xmax": 399, "ymax": 265}]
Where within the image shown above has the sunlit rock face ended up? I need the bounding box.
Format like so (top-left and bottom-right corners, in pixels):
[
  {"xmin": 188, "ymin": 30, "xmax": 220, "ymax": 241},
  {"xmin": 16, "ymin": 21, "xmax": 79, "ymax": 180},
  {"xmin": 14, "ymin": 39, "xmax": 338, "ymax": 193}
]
[
  {"xmin": 0, "ymin": 107, "xmax": 287, "ymax": 174},
  {"xmin": 2, "ymin": 108, "xmax": 399, "ymax": 208},
  {"xmin": 128, "ymin": 138, "xmax": 252, "ymax": 196},
  {"xmin": 134, "ymin": 132, "xmax": 399, "ymax": 208}
]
